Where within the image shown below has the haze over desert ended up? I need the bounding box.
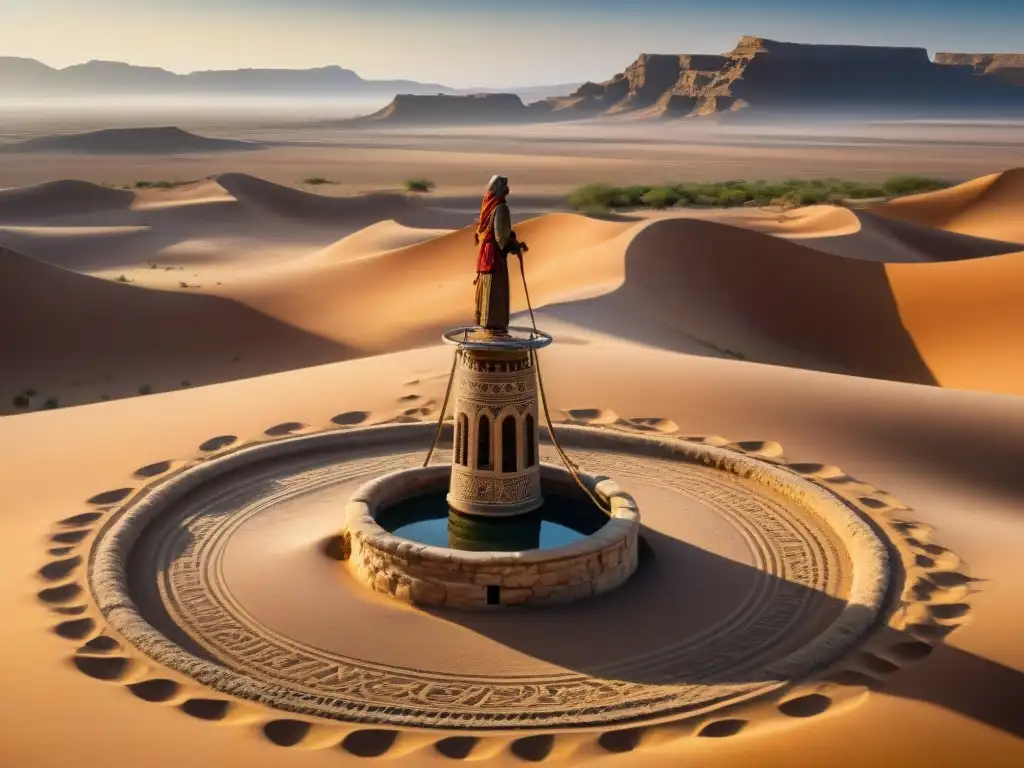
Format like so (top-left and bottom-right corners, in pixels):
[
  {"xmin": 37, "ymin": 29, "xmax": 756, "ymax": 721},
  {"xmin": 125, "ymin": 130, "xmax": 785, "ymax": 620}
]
[{"xmin": 2, "ymin": 5, "xmax": 1023, "ymax": 768}]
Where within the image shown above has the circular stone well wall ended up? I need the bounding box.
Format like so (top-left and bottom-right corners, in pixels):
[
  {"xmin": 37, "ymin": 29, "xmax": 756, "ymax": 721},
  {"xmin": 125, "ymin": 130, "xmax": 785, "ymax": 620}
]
[{"xmin": 343, "ymin": 463, "xmax": 640, "ymax": 610}]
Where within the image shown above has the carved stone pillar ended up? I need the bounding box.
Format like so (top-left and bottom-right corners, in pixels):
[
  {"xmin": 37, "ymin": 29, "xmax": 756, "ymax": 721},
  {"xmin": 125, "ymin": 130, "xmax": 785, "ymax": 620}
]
[{"xmin": 447, "ymin": 345, "xmax": 542, "ymax": 517}]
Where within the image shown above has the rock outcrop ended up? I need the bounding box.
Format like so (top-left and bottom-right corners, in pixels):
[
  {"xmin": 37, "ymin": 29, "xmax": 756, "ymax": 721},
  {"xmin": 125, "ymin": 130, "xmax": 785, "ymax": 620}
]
[
  {"xmin": 0, "ymin": 127, "xmax": 263, "ymax": 155},
  {"xmin": 935, "ymin": 53, "xmax": 1024, "ymax": 86},
  {"xmin": 347, "ymin": 93, "xmax": 556, "ymax": 125},
  {"xmin": 544, "ymin": 36, "xmax": 1024, "ymax": 118}
]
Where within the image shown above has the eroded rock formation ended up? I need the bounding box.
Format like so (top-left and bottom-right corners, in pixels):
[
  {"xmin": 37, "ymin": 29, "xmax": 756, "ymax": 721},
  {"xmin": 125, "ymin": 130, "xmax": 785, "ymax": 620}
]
[{"xmin": 546, "ymin": 36, "xmax": 1024, "ymax": 118}]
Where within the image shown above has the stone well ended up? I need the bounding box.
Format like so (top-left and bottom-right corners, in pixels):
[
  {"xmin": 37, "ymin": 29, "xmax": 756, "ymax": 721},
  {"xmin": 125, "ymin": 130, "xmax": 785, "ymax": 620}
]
[{"xmin": 342, "ymin": 463, "xmax": 640, "ymax": 610}]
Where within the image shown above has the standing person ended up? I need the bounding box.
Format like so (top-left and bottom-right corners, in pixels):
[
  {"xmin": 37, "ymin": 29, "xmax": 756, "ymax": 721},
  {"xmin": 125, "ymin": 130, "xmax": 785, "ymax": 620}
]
[{"xmin": 473, "ymin": 175, "xmax": 526, "ymax": 333}]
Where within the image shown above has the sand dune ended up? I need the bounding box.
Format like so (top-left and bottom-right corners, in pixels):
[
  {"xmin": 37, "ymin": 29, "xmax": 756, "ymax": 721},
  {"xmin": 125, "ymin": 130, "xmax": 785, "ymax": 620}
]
[
  {"xmin": 1, "ymin": 152, "xmax": 1023, "ymax": 768},
  {"xmin": 213, "ymin": 172, "xmax": 469, "ymax": 229},
  {"xmin": 0, "ymin": 179, "xmax": 134, "ymax": 222},
  {"xmin": 736, "ymin": 204, "xmax": 1024, "ymax": 262},
  {"xmin": 2, "ymin": 170, "xmax": 1022, "ymax": 412},
  {"xmin": 877, "ymin": 167, "xmax": 1024, "ymax": 243},
  {"xmin": 0, "ymin": 245, "xmax": 345, "ymax": 407},
  {"xmin": 0, "ymin": 126, "xmax": 264, "ymax": 155},
  {"xmin": 310, "ymin": 220, "xmax": 455, "ymax": 261},
  {"xmin": 227, "ymin": 210, "xmax": 1023, "ymax": 394}
]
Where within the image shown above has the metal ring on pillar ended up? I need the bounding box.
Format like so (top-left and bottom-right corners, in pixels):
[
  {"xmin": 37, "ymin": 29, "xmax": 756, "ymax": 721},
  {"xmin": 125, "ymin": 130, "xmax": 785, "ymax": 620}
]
[{"xmin": 442, "ymin": 326, "xmax": 553, "ymax": 351}]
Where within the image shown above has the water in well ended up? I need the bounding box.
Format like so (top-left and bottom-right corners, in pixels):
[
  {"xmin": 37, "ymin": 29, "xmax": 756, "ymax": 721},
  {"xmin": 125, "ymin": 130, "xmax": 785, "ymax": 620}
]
[{"xmin": 376, "ymin": 488, "xmax": 609, "ymax": 553}]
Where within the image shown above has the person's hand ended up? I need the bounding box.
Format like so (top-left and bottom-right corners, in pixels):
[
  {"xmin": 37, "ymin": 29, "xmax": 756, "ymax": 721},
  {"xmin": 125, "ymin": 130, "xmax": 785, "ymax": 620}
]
[{"xmin": 473, "ymin": 274, "xmax": 479, "ymax": 286}]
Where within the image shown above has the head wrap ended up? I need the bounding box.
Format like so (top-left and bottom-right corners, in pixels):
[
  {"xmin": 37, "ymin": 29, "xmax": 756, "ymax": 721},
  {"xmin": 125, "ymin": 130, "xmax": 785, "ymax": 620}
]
[{"xmin": 475, "ymin": 175, "xmax": 508, "ymax": 245}]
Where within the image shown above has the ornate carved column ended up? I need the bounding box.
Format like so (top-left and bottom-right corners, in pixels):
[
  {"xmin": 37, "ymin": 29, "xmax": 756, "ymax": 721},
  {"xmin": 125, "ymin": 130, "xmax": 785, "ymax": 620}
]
[{"xmin": 447, "ymin": 344, "xmax": 542, "ymax": 517}]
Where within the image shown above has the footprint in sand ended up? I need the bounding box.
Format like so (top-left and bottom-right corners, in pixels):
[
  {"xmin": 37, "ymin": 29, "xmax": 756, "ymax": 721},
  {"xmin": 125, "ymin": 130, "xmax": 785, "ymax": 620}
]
[
  {"xmin": 78, "ymin": 636, "xmax": 120, "ymax": 654},
  {"xmin": 730, "ymin": 440, "xmax": 786, "ymax": 459},
  {"xmin": 50, "ymin": 529, "xmax": 89, "ymax": 545},
  {"xmin": 598, "ymin": 728, "xmax": 643, "ymax": 753},
  {"xmin": 38, "ymin": 583, "xmax": 83, "ymax": 604},
  {"xmin": 778, "ymin": 693, "xmax": 833, "ymax": 718},
  {"xmin": 73, "ymin": 655, "xmax": 133, "ymax": 681},
  {"xmin": 631, "ymin": 417, "xmax": 679, "ymax": 433},
  {"xmin": 264, "ymin": 422, "xmax": 307, "ymax": 437},
  {"xmin": 86, "ymin": 488, "xmax": 134, "ymax": 505},
  {"xmin": 566, "ymin": 408, "xmax": 620, "ymax": 425},
  {"xmin": 928, "ymin": 603, "xmax": 971, "ymax": 621},
  {"xmin": 199, "ymin": 435, "xmax": 237, "ymax": 452},
  {"xmin": 341, "ymin": 730, "xmax": 398, "ymax": 758},
  {"xmin": 331, "ymin": 411, "xmax": 370, "ymax": 427},
  {"xmin": 39, "ymin": 556, "xmax": 81, "ymax": 581},
  {"xmin": 128, "ymin": 679, "xmax": 181, "ymax": 703},
  {"xmin": 134, "ymin": 460, "xmax": 173, "ymax": 478},
  {"xmin": 510, "ymin": 734, "xmax": 555, "ymax": 761},
  {"xmin": 697, "ymin": 719, "xmax": 747, "ymax": 738},
  {"xmin": 180, "ymin": 699, "xmax": 232, "ymax": 721},
  {"xmin": 434, "ymin": 736, "xmax": 479, "ymax": 760},
  {"xmin": 58, "ymin": 512, "xmax": 103, "ymax": 527},
  {"xmin": 884, "ymin": 641, "xmax": 934, "ymax": 662},
  {"xmin": 53, "ymin": 617, "xmax": 95, "ymax": 640},
  {"xmin": 263, "ymin": 720, "xmax": 312, "ymax": 748}
]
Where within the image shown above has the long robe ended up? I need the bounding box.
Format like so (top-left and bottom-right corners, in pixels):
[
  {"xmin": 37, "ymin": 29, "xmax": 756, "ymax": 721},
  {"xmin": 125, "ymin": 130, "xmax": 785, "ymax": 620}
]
[{"xmin": 474, "ymin": 201, "xmax": 513, "ymax": 331}]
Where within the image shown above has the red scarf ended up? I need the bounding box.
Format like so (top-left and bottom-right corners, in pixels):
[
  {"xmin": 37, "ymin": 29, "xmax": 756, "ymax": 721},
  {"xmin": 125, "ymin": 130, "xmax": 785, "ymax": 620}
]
[{"xmin": 474, "ymin": 190, "xmax": 506, "ymax": 273}]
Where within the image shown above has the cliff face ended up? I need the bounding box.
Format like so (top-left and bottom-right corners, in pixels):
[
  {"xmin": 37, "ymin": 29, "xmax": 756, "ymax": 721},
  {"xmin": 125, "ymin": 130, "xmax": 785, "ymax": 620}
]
[
  {"xmin": 936, "ymin": 53, "xmax": 1024, "ymax": 86},
  {"xmin": 549, "ymin": 37, "xmax": 1024, "ymax": 118}
]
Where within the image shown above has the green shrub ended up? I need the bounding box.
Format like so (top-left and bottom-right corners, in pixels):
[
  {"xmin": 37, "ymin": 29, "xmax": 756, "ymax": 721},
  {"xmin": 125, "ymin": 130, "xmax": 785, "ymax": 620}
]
[
  {"xmin": 883, "ymin": 175, "xmax": 946, "ymax": 196},
  {"xmin": 566, "ymin": 176, "xmax": 953, "ymax": 212},
  {"xmin": 639, "ymin": 187, "xmax": 678, "ymax": 209},
  {"xmin": 567, "ymin": 183, "xmax": 615, "ymax": 211},
  {"xmin": 404, "ymin": 178, "xmax": 436, "ymax": 193},
  {"xmin": 134, "ymin": 179, "xmax": 197, "ymax": 189}
]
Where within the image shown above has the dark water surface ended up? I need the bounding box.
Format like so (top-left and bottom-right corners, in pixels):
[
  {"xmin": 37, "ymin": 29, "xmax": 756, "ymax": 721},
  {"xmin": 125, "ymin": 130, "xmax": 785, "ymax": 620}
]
[{"xmin": 377, "ymin": 488, "xmax": 608, "ymax": 552}]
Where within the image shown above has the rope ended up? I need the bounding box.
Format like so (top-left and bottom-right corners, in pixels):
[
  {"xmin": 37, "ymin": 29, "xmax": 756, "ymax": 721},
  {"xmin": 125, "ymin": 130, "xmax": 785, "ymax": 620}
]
[
  {"xmin": 516, "ymin": 255, "xmax": 610, "ymax": 514},
  {"xmin": 422, "ymin": 346, "xmax": 460, "ymax": 467}
]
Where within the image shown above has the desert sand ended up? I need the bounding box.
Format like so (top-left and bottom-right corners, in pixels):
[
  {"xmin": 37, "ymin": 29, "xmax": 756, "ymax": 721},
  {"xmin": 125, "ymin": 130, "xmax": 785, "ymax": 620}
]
[{"xmin": 1, "ymin": 119, "xmax": 1023, "ymax": 768}]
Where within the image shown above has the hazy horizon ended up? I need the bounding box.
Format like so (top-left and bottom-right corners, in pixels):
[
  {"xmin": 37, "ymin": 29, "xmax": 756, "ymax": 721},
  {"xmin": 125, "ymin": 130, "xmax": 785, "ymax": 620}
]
[{"xmin": 3, "ymin": 0, "xmax": 1023, "ymax": 89}]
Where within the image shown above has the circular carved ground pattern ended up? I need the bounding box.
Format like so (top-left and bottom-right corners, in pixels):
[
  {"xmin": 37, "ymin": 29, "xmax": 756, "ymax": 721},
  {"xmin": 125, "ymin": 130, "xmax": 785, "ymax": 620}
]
[{"xmin": 38, "ymin": 418, "xmax": 974, "ymax": 760}]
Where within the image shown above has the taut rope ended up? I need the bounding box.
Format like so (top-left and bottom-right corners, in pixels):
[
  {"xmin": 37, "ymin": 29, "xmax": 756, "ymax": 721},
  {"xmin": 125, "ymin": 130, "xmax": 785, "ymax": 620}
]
[{"xmin": 422, "ymin": 347, "xmax": 460, "ymax": 468}]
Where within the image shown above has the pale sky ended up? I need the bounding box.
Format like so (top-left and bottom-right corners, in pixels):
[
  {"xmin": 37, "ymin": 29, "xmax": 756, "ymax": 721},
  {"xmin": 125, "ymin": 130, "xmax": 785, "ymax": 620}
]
[{"xmin": 3, "ymin": 0, "xmax": 1022, "ymax": 88}]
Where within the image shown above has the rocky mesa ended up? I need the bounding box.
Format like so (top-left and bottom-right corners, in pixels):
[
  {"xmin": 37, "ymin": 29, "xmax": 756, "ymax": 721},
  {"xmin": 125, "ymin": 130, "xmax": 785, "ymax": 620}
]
[
  {"xmin": 935, "ymin": 52, "xmax": 1024, "ymax": 86},
  {"xmin": 345, "ymin": 93, "xmax": 559, "ymax": 125},
  {"xmin": 544, "ymin": 36, "xmax": 1024, "ymax": 118}
]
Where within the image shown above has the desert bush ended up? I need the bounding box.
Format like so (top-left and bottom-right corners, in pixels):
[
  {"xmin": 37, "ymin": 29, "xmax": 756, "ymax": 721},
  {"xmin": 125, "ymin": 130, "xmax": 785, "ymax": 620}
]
[
  {"xmin": 12, "ymin": 393, "xmax": 30, "ymax": 408},
  {"xmin": 404, "ymin": 178, "xmax": 436, "ymax": 193},
  {"xmin": 303, "ymin": 176, "xmax": 334, "ymax": 185},
  {"xmin": 116, "ymin": 274, "xmax": 130, "ymax": 282},
  {"xmin": 43, "ymin": 397, "xmax": 59, "ymax": 409},
  {"xmin": 567, "ymin": 176, "xmax": 952, "ymax": 212},
  {"xmin": 134, "ymin": 179, "xmax": 197, "ymax": 189},
  {"xmin": 138, "ymin": 384, "xmax": 152, "ymax": 395},
  {"xmin": 882, "ymin": 175, "xmax": 946, "ymax": 196},
  {"xmin": 639, "ymin": 187, "xmax": 678, "ymax": 209}
]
